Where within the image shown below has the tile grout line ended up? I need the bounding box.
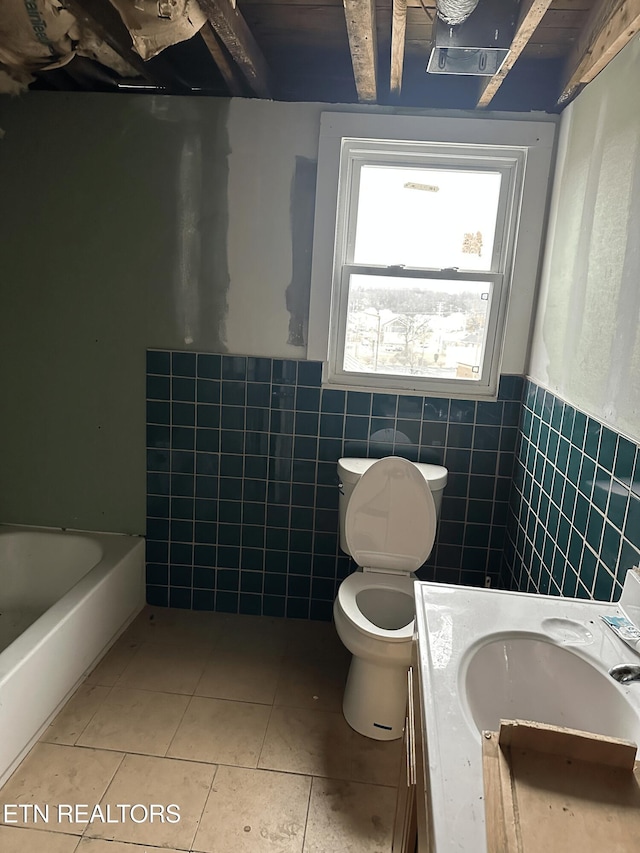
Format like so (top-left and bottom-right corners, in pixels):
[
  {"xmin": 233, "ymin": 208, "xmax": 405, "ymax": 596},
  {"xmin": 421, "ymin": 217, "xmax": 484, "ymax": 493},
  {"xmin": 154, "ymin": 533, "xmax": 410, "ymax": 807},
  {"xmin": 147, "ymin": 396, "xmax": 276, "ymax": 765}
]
[
  {"xmin": 0, "ymin": 823, "xmax": 84, "ymax": 842},
  {"xmin": 299, "ymin": 773, "xmax": 315, "ymax": 853},
  {"xmin": 39, "ymin": 681, "xmax": 111, "ymax": 749},
  {"xmin": 254, "ymin": 658, "xmax": 282, "ymax": 770},
  {"xmin": 188, "ymin": 762, "xmax": 220, "ymax": 853},
  {"xmin": 164, "ymin": 692, "xmax": 197, "ymax": 760},
  {"xmin": 78, "ymin": 748, "xmax": 127, "ymax": 840}
]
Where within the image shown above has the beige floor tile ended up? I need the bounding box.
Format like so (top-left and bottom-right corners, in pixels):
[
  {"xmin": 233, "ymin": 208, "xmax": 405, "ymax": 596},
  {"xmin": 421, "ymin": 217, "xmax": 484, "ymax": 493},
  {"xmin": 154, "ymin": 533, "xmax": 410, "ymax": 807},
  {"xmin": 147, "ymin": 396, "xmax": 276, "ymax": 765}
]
[
  {"xmin": 77, "ymin": 688, "xmax": 189, "ymax": 756},
  {"xmin": 124, "ymin": 606, "xmax": 226, "ymax": 647},
  {"xmin": 77, "ymin": 840, "xmax": 183, "ymax": 853},
  {"xmin": 41, "ymin": 684, "xmax": 111, "ymax": 745},
  {"xmin": 258, "ymin": 706, "xmax": 352, "ymax": 779},
  {"xmin": 168, "ymin": 697, "xmax": 271, "ymax": 767},
  {"xmin": 279, "ymin": 615, "xmax": 351, "ymax": 715},
  {"xmin": 215, "ymin": 615, "xmax": 287, "ymax": 651},
  {"xmin": 84, "ymin": 753, "xmax": 214, "ymax": 849},
  {"xmin": 195, "ymin": 644, "xmax": 284, "ymax": 705},
  {"xmin": 349, "ymin": 733, "xmax": 403, "ymax": 788},
  {"xmin": 303, "ymin": 778, "xmax": 396, "ymax": 853},
  {"xmin": 0, "ymin": 743, "xmax": 122, "ymax": 835},
  {"xmin": 282, "ymin": 619, "xmax": 347, "ymax": 663},
  {"xmin": 193, "ymin": 766, "xmax": 311, "ymax": 853},
  {"xmin": 274, "ymin": 656, "xmax": 348, "ymax": 714},
  {"xmin": 0, "ymin": 826, "xmax": 79, "ymax": 852},
  {"xmin": 116, "ymin": 641, "xmax": 211, "ymax": 694},
  {"xmin": 85, "ymin": 635, "xmax": 142, "ymax": 687}
]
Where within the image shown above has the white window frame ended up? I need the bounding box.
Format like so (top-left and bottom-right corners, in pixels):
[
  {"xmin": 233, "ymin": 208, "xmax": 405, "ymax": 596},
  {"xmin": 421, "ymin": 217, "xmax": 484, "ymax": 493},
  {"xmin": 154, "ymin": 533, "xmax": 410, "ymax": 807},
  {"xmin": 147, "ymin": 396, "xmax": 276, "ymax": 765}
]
[{"xmin": 308, "ymin": 112, "xmax": 557, "ymax": 399}]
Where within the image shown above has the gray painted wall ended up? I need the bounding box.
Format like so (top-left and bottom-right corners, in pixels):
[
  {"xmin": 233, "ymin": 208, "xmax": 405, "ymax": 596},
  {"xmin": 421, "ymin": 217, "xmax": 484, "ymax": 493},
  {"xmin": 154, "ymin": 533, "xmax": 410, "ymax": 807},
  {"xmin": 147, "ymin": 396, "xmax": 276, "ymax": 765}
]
[
  {"xmin": 0, "ymin": 93, "xmax": 232, "ymax": 533},
  {"xmin": 0, "ymin": 95, "xmax": 331, "ymax": 533},
  {"xmin": 1, "ymin": 91, "xmax": 555, "ymax": 535},
  {"xmin": 529, "ymin": 34, "xmax": 640, "ymax": 443}
]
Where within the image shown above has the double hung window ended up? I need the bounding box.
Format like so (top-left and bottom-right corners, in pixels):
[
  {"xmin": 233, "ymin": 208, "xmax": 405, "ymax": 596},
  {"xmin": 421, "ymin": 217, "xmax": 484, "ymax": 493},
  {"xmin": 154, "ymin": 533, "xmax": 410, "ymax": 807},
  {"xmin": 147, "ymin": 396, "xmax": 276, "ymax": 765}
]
[{"xmin": 308, "ymin": 114, "xmax": 556, "ymax": 399}]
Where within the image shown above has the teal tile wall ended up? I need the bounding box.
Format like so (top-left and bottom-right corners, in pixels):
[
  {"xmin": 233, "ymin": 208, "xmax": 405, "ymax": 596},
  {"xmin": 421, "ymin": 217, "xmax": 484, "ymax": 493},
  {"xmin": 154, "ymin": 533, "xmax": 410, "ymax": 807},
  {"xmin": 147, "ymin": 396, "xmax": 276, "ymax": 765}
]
[
  {"xmin": 503, "ymin": 380, "xmax": 640, "ymax": 600},
  {"xmin": 146, "ymin": 350, "xmax": 523, "ymax": 618}
]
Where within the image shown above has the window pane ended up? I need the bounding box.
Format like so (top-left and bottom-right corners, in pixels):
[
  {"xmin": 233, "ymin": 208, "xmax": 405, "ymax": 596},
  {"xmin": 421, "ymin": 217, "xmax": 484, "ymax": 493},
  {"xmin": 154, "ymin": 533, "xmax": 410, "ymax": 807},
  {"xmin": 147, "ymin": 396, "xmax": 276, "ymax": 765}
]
[
  {"xmin": 352, "ymin": 165, "xmax": 502, "ymax": 271},
  {"xmin": 343, "ymin": 275, "xmax": 491, "ymax": 381}
]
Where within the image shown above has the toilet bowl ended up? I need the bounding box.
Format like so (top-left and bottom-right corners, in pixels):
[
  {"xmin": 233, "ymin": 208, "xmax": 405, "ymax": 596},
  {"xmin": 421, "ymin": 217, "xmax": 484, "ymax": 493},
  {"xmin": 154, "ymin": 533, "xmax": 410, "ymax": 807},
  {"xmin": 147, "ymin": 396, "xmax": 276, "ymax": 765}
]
[{"xmin": 334, "ymin": 456, "xmax": 447, "ymax": 740}]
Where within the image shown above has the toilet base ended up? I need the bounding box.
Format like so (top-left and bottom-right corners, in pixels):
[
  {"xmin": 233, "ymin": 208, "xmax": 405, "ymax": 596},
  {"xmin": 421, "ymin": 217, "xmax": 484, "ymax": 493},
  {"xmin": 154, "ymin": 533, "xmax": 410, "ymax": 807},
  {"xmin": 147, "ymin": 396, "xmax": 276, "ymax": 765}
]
[{"xmin": 342, "ymin": 655, "xmax": 408, "ymax": 741}]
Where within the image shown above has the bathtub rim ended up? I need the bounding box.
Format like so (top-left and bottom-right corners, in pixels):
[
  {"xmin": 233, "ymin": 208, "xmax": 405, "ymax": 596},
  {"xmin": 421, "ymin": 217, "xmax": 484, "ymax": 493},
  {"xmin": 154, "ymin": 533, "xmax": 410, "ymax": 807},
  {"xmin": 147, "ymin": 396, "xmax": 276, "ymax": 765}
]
[
  {"xmin": 0, "ymin": 523, "xmax": 145, "ymax": 787},
  {"xmin": 0, "ymin": 522, "xmax": 143, "ymax": 679}
]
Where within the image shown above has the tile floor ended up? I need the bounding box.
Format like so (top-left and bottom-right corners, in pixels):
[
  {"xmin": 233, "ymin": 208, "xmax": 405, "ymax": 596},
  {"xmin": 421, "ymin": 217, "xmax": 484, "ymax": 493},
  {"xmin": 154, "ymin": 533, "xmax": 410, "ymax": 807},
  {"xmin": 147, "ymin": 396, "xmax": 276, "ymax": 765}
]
[{"xmin": 0, "ymin": 608, "xmax": 402, "ymax": 852}]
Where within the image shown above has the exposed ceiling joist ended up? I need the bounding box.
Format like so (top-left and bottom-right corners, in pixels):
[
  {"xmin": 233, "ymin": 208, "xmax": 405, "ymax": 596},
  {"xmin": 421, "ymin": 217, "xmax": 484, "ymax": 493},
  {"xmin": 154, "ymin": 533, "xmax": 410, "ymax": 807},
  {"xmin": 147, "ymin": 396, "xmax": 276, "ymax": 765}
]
[
  {"xmin": 390, "ymin": 0, "xmax": 408, "ymax": 98},
  {"xmin": 9, "ymin": 0, "xmax": 603, "ymax": 109},
  {"xmin": 198, "ymin": 0, "xmax": 273, "ymax": 99},
  {"xmin": 559, "ymin": 0, "xmax": 640, "ymax": 105},
  {"xmin": 477, "ymin": 0, "xmax": 554, "ymax": 108},
  {"xmin": 62, "ymin": 0, "xmax": 187, "ymax": 92},
  {"xmin": 199, "ymin": 22, "xmax": 246, "ymax": 96},
  {"xmin": 343, "ymin": 0, "xmax": 378, "ymax": 103}
]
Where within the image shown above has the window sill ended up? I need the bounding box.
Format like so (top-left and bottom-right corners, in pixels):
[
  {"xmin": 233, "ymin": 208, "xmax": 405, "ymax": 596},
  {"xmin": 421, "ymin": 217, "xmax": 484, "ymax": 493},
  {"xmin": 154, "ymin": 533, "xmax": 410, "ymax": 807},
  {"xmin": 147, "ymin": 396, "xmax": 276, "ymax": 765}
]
[{"xmin": 319, "ymin": 377, "xmax": 499, "ymax": 402}]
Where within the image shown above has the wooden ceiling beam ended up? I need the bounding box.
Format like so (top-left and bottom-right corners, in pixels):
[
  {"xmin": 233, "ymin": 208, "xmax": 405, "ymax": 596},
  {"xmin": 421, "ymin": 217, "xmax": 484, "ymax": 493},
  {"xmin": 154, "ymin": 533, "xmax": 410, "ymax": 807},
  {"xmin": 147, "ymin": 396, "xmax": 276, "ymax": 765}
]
[
  {"xmin": 198, "ymin": 0, "xmax": 273, "ymax": 98},
  {"xmin": 558, "ymin": 0, "xmax": 640, "ymax": 106},
  {"xmin": 199, "ymin": 22, "xmax": 247, "ymax": 96},
  {"xmin": 62, "ymin": 0, "xmax": 188, "ymax": 92},
  {"xmin": 343, "ymin": 0, "xmax": 379, "ymax": 102},
  {"xmin": 477, "ymin": 0, "xmax": 554, "ymax": 108},
  {"xmin": 390, "ymin": 0, "xmax": 408, "ymax": 98}
]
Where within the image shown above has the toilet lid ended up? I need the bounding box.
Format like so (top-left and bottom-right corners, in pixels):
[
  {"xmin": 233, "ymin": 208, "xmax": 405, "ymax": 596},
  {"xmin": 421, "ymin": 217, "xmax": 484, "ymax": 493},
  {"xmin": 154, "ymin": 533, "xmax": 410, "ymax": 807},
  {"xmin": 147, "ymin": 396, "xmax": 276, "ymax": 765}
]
[{"xmin": 345, "ymin": 456, "xmax": 437, "ymax": 573}]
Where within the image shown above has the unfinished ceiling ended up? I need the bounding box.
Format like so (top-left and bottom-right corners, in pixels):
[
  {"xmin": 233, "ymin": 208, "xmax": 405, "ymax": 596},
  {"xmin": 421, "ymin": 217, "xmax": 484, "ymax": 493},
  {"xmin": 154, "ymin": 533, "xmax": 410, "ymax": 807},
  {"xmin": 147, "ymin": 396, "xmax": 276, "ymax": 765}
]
[{"xmin": 1, "ymin": 0, "xmax": 639, "ymax": 112}]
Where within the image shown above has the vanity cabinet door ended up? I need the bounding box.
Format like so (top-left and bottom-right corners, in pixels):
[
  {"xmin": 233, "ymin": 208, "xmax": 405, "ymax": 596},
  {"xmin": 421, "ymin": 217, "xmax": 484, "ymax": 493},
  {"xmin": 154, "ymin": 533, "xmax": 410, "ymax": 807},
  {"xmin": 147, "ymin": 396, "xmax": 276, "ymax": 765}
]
[{"xmin": 392, "ymin": 666, "xmax": 418, "ymax": 853}]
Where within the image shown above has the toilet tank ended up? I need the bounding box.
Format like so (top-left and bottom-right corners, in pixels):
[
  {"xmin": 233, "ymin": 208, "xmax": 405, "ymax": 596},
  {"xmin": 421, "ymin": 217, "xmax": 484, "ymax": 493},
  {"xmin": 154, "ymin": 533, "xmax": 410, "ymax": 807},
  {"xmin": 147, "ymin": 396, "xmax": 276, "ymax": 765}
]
[{"xmin": 337, "ymin": 457, "xmax": 448, "ymax": 556}]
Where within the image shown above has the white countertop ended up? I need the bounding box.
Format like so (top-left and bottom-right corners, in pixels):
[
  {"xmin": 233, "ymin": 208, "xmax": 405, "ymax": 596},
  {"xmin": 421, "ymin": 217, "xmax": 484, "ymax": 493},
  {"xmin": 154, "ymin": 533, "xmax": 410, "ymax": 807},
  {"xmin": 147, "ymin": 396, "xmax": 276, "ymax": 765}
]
[{"xmin": 413, "ymin": 580, "xmax": 640, "ymax": 853}]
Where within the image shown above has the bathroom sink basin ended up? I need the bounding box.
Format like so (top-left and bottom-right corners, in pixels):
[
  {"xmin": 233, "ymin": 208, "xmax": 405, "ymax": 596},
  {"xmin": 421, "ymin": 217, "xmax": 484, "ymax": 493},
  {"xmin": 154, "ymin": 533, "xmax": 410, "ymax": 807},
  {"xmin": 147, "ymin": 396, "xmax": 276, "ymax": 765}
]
[
  {"xmin": 413, "ymin": 577, "xmax": 640, "ymax": 853},
  {"xmin": 463, "ymin": 634, "xmax": 640, "ymax": 743}
]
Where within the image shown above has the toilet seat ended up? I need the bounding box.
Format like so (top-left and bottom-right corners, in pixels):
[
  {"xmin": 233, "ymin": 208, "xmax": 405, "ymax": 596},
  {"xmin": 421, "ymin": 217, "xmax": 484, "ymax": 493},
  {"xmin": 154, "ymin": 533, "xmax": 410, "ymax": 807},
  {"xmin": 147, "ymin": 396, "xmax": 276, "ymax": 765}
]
[
  {"xmin": 337, "ymin": 572, "xmax": 415, "ymax": 642},
  {"xmin": 345, "ymin": 456, "xmax": 437, "ymax": 573}
]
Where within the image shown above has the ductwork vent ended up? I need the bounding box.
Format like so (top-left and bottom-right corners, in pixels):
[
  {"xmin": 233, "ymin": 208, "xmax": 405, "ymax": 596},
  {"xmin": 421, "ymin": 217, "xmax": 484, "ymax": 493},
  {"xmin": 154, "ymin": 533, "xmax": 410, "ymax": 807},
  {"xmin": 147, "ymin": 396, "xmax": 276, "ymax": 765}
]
[
  {"xmin": 436, "ymin": 0, "xmax": 480, "ymax": 27},
  {"xmin": 427, "ymin": 0, "xmax": 520, "ymax": 76}
]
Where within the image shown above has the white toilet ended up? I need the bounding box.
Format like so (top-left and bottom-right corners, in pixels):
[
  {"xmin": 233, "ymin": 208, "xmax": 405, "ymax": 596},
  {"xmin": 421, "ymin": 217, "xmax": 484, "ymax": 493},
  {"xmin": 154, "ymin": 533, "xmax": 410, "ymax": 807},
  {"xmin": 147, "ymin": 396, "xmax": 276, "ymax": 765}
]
[{"xmin": 333, "ymin": 456, "xmax": 448, "ymax": 740}]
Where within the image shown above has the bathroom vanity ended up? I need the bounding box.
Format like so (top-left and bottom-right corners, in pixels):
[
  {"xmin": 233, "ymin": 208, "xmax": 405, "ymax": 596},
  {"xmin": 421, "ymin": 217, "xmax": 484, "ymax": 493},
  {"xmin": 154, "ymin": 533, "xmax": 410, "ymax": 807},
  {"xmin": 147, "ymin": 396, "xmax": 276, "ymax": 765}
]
[
  {"xmin": 393, "ymin": 574, "xmax": 640, "ymax": 853},
  {"xmin": 391, "ymin": 650, "xmax": 422, "ymax": 853}
]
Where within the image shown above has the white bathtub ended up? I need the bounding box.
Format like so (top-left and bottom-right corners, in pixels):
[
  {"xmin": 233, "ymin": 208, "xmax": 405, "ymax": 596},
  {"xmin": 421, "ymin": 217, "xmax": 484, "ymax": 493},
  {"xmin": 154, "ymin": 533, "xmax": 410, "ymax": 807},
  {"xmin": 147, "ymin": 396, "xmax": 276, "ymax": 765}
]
[{"xmin": 0, "ymin": 524, "xmax": 145, "ymax": 785}]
